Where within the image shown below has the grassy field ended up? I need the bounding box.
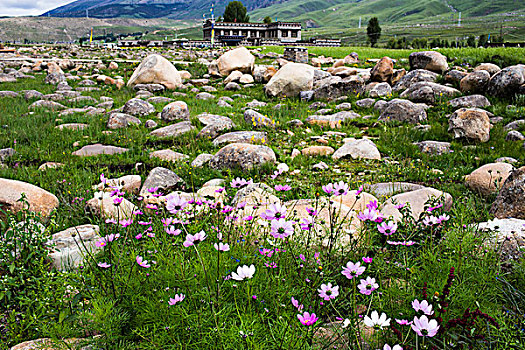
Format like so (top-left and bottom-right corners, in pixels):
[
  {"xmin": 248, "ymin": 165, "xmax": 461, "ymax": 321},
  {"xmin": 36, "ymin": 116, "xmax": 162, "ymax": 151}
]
[{"xmin": 0, "ymin": 46, "xmax": 524, "ymax": 348}]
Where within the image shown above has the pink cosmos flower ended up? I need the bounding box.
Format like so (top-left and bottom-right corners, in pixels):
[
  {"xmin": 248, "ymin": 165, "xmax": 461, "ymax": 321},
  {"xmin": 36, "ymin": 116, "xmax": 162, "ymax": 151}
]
[
  {"xmin": 97, "ymin": 262, "xmax": 111, "ymax": 268},
  {"xmin": 412, "ymin": 299, "xmax": 434, "ymax": 315},
  {"xmin": 318, "ymin": 282, "xmax": 340, "ymax": 301},
  {"xmin": 100, "ymin": 173, "xmax": 106, "ymax": 185},
  {"xmin": 378, "ymin": 221, "xmax": 397, "ymax": 236},
  {"xmin": 422, "ymin": 215, "xmax": 439, "ymax": 226},
  {"xmin": 364, "ymin": 310, "xmax": 391, "ymax": 329},
  {"xmin": 396, "ymin": 319, "xmax": 413, "ymax": 326},
  {"xmin": 362, "ymin": 257, "xmax": 373, "ymax": 263},
  {"xmin": 322, "ymin": 183, "xmax": 335, "ymax": 195},
  {"xmin": 342, "ymin": 261, "xmax": 366, "ymax": 279},
  {"xmin": 113, "ymin": 197, "xmax": 123, "ymax": 205},
  {"xmin": 358, "ymin": 276, "xmax": 379, "ymax": 295},
  {"xmin": 165, "ymin": 194, "xmax": 187, "ymax": 214},
  {"xmin": 357, "ymin": 208, "xmax": 380, "ymax": 222},
  {"xmin": 306, "ymin": 207, "xmax": 317, "ymax": 216},
  {"xmin": 165, "ymin": 226, "xmax": 181, "ymax": 235},
  {"xmin": 366, "ymin": 200, "xmax": 378, "ymax": 210},
  {"xmin": 214, "ymin": 242, "xmax": 230, "ymax": 252},
  {"xmin": 356, "ymin": 185, "xmax": 364, "ymax": 196},
  {"xmin": 291, "ymin": 297, "xmax": 304, "ymax": 311},
  {"xmin": 147, "ymin": 186, "xmax": 159, "ymax": 193},
  {"xmin": 120, "ymin": 218, "xmax": 133, "ymax": 228},
  {"xmin": 168, "ymin": 294, "xmax": 185, "ymax": 305},
  {"xmin": 183, "ymin": 231, "xmax": 207, "ymax": 247},
  {"xmin": 261, "ymin": 203, "xmax": 287, "ymax": 221},
  {"xmin": 105, "ymin": 218, "xmax": 118, "ymax": 224},
  {"xmin": 437, "ymin": 214, "xmax": 450, "ymax": 224},
  {"xmin": 297, "ymin": 312, "xmax": 318, "ymax": 326},
  {"xmin": 333, "ymin": 181, "xmax": 349, "ymax": 196},
  {"xmin": 230, "ymin": 177, "xmax": 251, "ymax": 188},
  {"xmin": 136, "ymin": 255, "xmax": 151, "ymax": 268},
  {"xmin": 270, "ymin": 219, "xmax": 294, "ymax": 239},
  {"xmin": 426, "ymin": 203, "xmax": 443, "ymax": 212},
  {"xmin": 300, "ymin": 217, "xmax": 315, "ymax": 231},
  {"xmin": 411, "ymin": 315, "xmax": 440, "ymax": 337},
  {"xmin": 383, "ymin": 345, "xmax": 403, "ymax": 350},
  {"xmin": 275, "ymin": 184, "xmax": 292, "ymax": 191}
]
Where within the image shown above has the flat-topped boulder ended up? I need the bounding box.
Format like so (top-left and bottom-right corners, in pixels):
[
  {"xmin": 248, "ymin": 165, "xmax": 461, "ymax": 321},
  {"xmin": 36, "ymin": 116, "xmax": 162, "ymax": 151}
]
[
  {"xmin": 413, "ymin": 140, "xmax": 452, "ymax": 155},
  {"xmin": 212, "ymin": 131, "xmax": 267, "ymax": 146},
  {"xmin": 29, "ymin": 100, "xmax": 66, "ymax": 110},
  {"xmin": 72, "ymin": 144, "xmax": 129, "ymax": 157},
  {"xmin": 400, "ymin": 82, "xmax": 460, "ymax": 104},
  {"xmin": 122, "ymin": 98, "xmax": 155, "ymax": 116},
  {"xmin": 0, "ymin": 178, "xmax": 59, "ymax": 219},
  {"xmin": 306, "ymin": 111, "xmax": 360, "ymax": 128},
  {"xmin": 107, "ymin": 113, "xmax": 141, "ymax": 129},
  {"xmin": 56, "ymin": 123, "xmax": 89, "ymax": 131},
  {"xmin": 393, "ymin": 69, "xmax": 438, "ymax": 92},
  {"xmin": 150, "ymin": 149, "xmax": 189, "ymax": 163},
  {"xmin": 364, "ymin": 182, "xmax": 426, "ymax": 198},
  {"xmin": 448, "ymin": 95, "xmax": 491, "ymax": 108},
  {"xmin": 149, "ymin": 121, "xmax": 196, "ymax": 139},
  {"xmin": 209, "ymin": 143, "xmax": 276, "ymax": 171}
]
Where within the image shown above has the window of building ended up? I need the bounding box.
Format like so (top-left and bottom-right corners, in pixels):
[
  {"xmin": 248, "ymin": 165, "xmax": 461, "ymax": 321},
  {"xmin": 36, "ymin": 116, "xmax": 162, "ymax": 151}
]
[
  {"xmin": 282, "ymin": 31, "xmax": 287, "ymax": 37},
  {"xmin": 292, "ymin": 31, "xmax": 297, "ymax": 38}
]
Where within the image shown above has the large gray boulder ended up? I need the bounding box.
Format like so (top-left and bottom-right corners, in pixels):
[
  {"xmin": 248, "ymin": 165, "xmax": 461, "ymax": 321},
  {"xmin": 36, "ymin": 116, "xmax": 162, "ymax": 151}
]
[
  {"xmin": 217, "ymin": 47, "xmax": 255, "ymax": 76},
  {"xmin": 486, "ymin": 64, "xmax": 525, "ymax": 97},
  {"xmin": 490, "ymin": 166, "xmax": 525, "ymax": 219},
  {"xmin": 161, "ymin": 101, "xmax": 190, "ymax": 122},
  {"xmin": 465, "ymin": 162, "xmax": 514, "ymax": 196},
  {"xmin": 409, "ymin": 51, "xmax": 448, "ymax": 73},
  {"xmin": 460, "ymin": 70, "xmax": 490, "ymax": 94},
  {"xmin": 140, "ymin": 167, "xmax": 185, "ymax": 196},
  {"xmin": 448, "ymin": 108, "xmax": 491, "ymax": 142},
  {"xmin": 127, "ymin": 54, "xmax": 182, "ymax": 89},
  {"xmin": 400, "ymin": 82, "xmax": 460, "ymax": 104},
  {"xmin": 149, "ymin": 121, "xmax": 196, "ymax": 139},
  {"xmin": 209, "ymin": 143, "xmax": 276, "ymax": 171},
  {"xmin": 122, "ymin": 98, "xmax": 155, "ymax": 116},
  {"xmin": 378, "ymin": 99, "xmax": 427, "ymax": 124},
  {"xmin": 393, "ymin": 69, "xmax": 438, "ymax": 92},
  {"xmin": 0, "ymin": 178, "xmax": 59, "ymax": 219},
  {"xmin": 448, "ymin": 95, "xmax": 491, "ymax": 108},
  {"xmin": 47, "ymin": 225, "xmax": 101, "ymax": 271},
  {"xmin": 265, "ymin": 63, "xmax": 315, "ymax": 98},
  {"xmin": 313, "ymin": 75, "xmax": 365, "ymax": 100},
  {"xmin": 332, "ymin": 138, "xmax": 381, "ymax": 160}
]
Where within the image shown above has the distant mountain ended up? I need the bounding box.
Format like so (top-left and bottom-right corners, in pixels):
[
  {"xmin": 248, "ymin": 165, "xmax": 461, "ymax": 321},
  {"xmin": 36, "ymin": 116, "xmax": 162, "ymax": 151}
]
[
  {"xmin": 42, "ymin": 0, "xmax": 285, "ymax": 19},
  {"xmin": 42, "ymin": 0, "xmax": 524, "ymax": 23}
]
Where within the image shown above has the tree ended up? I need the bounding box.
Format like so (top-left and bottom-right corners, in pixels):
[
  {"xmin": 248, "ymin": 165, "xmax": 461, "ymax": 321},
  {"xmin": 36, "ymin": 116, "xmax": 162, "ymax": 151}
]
[
  {"xmin": 466, "ymin": 36, "xmax": 476, "ymax": 47},
  {"xmin": 366, "ymin": 17, "xmax": 381, "ymax": 47},
  {"xmin": 263, "ymin": 16, "xmax": 272, "ymax": 24},
  {"xmin": 478, "ymin": 34, "xmax": 488, "ymax": 48},
  {"xmin": 223, "ymin": 1, "xmax": 250, "ymax": 23}
]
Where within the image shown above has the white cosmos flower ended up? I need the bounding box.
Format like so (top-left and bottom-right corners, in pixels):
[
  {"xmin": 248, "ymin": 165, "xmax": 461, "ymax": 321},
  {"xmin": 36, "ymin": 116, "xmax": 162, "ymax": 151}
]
[
  {"xmin": 364, "ymin": 310, "xmax": 391, "ymax": 330},
  {"xmin": 231, "ymin": 264, "xmax": 256, "ymax": 281}
]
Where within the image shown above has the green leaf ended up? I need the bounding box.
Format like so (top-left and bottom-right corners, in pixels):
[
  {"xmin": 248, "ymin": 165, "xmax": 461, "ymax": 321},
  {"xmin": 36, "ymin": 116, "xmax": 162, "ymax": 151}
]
[{"xmin": 9, "ymin": 264, "xmax": 15, "ymax": 274}]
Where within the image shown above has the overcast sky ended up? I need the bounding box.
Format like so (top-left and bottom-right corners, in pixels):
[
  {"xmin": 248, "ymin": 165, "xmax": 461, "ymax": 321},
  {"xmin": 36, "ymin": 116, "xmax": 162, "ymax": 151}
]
[{"xmin": 0, "ymin": 0, "xmax": 73, "ymax": 17}]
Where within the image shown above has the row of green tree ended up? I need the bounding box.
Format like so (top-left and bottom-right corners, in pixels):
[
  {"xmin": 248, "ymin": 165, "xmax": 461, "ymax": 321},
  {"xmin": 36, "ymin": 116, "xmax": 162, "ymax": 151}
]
[{"xmin": 386, "ymin": 34, "xmax": 503, "ymax": 49}]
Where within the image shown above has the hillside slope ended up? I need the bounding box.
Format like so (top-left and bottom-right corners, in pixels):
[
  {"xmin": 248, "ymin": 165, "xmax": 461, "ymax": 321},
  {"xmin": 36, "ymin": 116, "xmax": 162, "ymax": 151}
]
[
  {"xmin": 42, "ymin": 0, "xmax": 285, "ymax": 19},
  {"xmin": 250, "ymin": 0, "xmax": 523, "ymax": 26}
]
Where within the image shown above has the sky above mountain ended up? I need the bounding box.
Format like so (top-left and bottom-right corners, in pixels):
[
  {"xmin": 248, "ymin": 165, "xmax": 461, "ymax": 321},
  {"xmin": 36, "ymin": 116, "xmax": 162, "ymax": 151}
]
[{"xmin": 0, "ymin": 0, "xmax": 72, "ymax": 16}]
